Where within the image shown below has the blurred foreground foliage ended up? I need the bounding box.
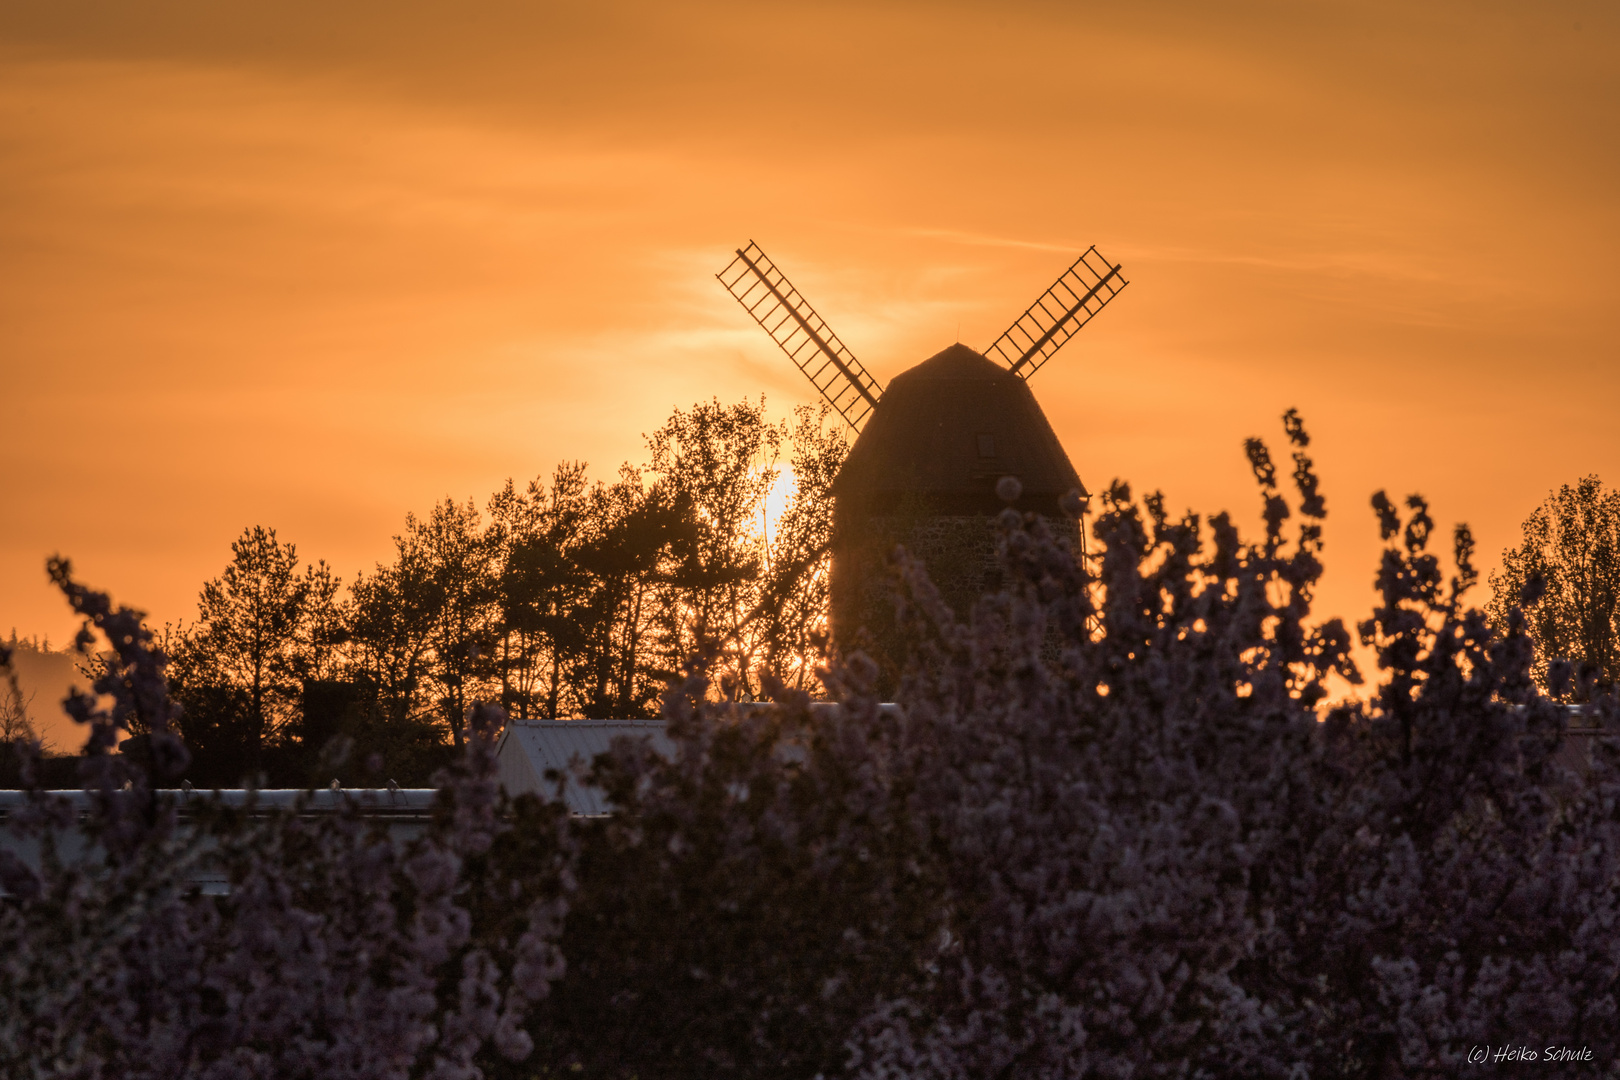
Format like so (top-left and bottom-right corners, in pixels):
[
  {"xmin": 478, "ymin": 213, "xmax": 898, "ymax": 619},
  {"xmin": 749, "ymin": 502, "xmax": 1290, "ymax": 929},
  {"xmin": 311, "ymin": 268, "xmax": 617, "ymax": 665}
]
[{"xmin": 3, "ymin": 412, "xmax": 1619, "ymax": 1078}]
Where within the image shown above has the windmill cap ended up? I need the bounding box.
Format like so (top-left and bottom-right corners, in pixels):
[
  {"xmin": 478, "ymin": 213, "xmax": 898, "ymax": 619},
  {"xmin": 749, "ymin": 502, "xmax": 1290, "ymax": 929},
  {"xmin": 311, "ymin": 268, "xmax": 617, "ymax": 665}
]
[{"xmin": 832, "ymin": 343, "xmax": 1083, "ymax": 513}]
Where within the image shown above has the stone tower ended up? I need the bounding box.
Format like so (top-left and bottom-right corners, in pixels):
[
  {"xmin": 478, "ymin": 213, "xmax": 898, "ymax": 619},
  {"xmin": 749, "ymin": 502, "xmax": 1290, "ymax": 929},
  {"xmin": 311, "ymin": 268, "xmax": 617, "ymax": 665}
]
[{"xmin": 828, "ymin": 343, "xmax": 1085, "ymax": 683}]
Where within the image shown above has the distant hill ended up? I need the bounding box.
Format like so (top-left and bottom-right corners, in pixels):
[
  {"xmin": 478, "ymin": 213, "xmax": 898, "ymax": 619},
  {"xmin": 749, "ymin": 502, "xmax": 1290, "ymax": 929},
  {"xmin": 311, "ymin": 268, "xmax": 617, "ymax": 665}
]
[{"xmin": 4, "ymin": 632, "xmax": 92, "ymax": 754}]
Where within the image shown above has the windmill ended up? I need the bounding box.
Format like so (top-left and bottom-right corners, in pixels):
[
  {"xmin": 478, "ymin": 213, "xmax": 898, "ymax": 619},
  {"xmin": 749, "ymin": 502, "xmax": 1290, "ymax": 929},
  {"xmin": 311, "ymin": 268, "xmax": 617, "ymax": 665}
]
[{"xmin": 717, "ymin": 241, "xmax": 1127, "ymax": 681}]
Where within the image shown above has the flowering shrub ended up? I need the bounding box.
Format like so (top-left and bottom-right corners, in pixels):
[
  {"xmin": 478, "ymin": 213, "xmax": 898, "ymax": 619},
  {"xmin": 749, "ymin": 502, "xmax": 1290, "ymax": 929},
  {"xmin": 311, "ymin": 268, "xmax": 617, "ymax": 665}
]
[
  {"xmin": 4, "ymin": 412, "xmax": 1617, "ymax": 1078},
  {"xmin": 534, "ymin": 413, "xmax": 1619, "ymax": 1078},
  {"xmin": 0, "ymin": 562, "xmax": 571, "ymax": 1079}
]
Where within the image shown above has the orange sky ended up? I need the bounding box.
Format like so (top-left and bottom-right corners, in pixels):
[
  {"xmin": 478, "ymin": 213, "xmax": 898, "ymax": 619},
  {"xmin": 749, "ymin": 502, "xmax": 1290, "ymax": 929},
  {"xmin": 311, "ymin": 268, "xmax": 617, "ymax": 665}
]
[{"xmin": 3, "ymin": 0, "xmax": 1618, "ymax": 738}]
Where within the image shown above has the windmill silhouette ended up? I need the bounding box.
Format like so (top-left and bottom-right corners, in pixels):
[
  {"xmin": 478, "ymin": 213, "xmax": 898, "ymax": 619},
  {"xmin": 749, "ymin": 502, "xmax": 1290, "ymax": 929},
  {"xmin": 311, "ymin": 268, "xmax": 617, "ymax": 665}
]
[{"xmin": 717, "ymin": 241, "xmax": 1128, "ymax": 682}]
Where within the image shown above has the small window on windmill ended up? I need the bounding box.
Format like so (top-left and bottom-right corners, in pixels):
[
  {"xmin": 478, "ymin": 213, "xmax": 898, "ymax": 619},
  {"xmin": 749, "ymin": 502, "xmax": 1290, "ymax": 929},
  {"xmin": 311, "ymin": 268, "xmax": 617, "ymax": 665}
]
[{"xmin": 976, "ymin": 434, "xmax": 996, "ymax": 459}]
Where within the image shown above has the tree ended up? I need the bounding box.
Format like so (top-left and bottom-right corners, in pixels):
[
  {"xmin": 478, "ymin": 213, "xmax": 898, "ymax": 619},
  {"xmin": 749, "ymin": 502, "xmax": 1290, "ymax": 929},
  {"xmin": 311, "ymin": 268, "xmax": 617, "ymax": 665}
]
[
  {"xmin": 489, "ymin": 465, "xmax": 596, "ymax": 720},
  {"xmin": 489, "ymin": 460, "xmax": 699, "ymax": 721},
  {"xmin": 410, "ymin": 498, "xmax": 500, "ymax": 748},
  {"xmin": 1488, "ymin": 474, "xmax": 1620, "ymax": 698},
  {"xmin": 567, "ymin": 470, "xmax": 690, "ymax": 718},
  {"xmin": 0, "ymin": 664, "xmax": 37, "ymax": 746},
  {"xmin": 348, "ymin": 528, "xmax": 443, "ymax": 731},
  {"xmin": 482, "ymin": 400, "xmax": 842, "ymax": 720},
  {"xmin": 755, "ymin": 404, "xmax": 846, "ymax": 693},
  {"xmin": 0, "ymin": 650, "xmax": 40, "ymax": 788},
  {"xmin": 170, "ymin": 526, "xmax": 307, "ymax": 775},
  {"xmin": 645, "ymin": 397, "xmax": 784, "ymax": 700},
  {"xmin": 291, "ymin": 558, "xmax": 349, "ymax": 685}
]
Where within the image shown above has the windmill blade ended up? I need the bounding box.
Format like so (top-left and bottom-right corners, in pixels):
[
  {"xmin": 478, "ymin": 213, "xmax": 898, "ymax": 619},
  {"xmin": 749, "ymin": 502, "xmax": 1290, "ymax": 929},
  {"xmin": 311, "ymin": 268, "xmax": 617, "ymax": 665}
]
[
  {"xmin": 983, "ymin": 247, "xmax": 1128, "ymax": 380},
  {"xmin": 717, "ymin": 242, "xmax": 883, "ymax": 431}
]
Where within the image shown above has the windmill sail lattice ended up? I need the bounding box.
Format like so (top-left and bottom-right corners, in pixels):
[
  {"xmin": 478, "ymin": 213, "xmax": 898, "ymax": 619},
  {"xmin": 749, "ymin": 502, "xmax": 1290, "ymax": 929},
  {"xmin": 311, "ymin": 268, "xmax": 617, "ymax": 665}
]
[
  {"xmin": 717, "ymin": 242, "xmax": 884, "ymax": 431},
  {"xmin": 982, "ymin": 246, "xmax": 1128, "ymax": 380}
]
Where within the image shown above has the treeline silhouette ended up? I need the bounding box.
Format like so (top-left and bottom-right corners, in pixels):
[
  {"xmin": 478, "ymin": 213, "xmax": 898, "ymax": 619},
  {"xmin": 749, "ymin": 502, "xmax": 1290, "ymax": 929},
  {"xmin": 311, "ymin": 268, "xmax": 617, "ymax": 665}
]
[{"xmin": 149, "ymin": 398, "xmax": 845, "ymax": 789}]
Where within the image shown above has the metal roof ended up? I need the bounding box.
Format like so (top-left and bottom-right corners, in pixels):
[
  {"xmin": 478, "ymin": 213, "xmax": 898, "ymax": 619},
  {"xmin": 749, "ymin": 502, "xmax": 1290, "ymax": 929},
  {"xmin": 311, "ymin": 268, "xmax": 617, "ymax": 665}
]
[
  {"xmin": 0, "ymin": 788, "xmax": 438, "ymax": 898},
  {"xmin": 0, "ymin": 787, "xmax": 437, "ymax": 818},
  {"xmin": 496, "ymin": 719, "xmax": 675, "ymax": 815}
]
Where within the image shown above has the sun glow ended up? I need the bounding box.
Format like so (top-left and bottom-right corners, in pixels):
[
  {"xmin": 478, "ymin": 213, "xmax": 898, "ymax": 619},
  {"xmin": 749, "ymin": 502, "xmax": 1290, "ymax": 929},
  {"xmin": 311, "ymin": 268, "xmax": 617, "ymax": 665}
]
[{"xmin": 761, "ymin": 465, "xmax": 797, "ymax": 551}]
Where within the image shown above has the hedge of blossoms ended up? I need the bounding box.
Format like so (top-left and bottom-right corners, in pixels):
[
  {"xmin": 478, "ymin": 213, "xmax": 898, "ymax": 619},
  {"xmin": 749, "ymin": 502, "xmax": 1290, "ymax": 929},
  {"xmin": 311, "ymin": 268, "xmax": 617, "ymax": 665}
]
[
  {"xmin": 0, "ymin": 562, "xmax": 571, "ymax": 1079},
  {"xmin": 3, "ymin": 412, "xmax": 1619, "ymax": 1079}
]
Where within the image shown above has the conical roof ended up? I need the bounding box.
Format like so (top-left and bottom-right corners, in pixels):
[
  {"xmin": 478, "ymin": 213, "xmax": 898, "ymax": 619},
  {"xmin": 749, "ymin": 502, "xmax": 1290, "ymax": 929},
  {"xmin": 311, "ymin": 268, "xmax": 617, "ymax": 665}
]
[{"xmin": 832, "ymin": 343, "xmax": 1082, "ymax": 513}]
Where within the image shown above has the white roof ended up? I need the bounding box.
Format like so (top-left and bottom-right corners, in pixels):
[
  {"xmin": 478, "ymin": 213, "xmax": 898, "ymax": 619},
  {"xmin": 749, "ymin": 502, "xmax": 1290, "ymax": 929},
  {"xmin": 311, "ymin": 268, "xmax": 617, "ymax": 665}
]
[
  {"xmin": 493, "ymin": 706, "xmax": 906, "ymax": 815},
  {"xmin": 496, "ymin": 719, "xmax": 675, "ymax": 815},
  {"xmin": 0, "ymin": 787, "xmax": 436, "ymax": 816}
]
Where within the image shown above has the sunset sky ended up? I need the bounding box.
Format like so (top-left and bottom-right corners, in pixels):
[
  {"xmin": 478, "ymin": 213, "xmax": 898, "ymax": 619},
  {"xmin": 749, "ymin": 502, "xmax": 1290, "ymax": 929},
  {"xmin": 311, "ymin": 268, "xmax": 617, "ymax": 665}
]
[{"xmin": 3, "ymin": 0, "xmax": 1617, "ymax": 739}]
